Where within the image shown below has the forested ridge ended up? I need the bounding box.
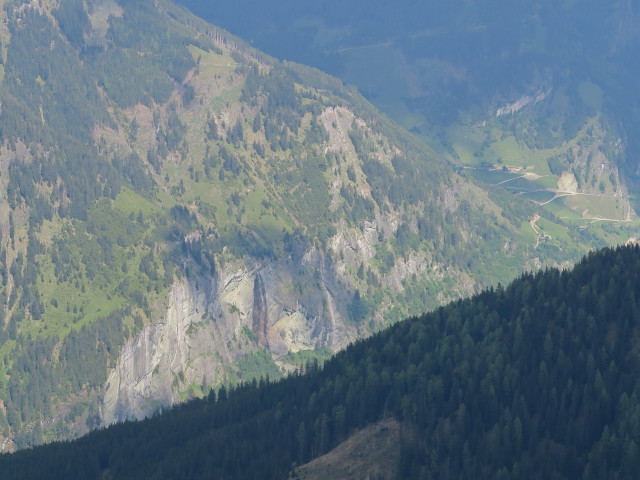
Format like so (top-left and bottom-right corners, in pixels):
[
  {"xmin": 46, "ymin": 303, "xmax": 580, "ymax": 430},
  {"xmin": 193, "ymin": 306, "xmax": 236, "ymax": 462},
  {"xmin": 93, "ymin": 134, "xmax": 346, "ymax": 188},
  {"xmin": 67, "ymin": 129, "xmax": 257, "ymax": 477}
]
[{"xmin": 2, "ymin": 244, "xmax": 640, "ymax": 479}]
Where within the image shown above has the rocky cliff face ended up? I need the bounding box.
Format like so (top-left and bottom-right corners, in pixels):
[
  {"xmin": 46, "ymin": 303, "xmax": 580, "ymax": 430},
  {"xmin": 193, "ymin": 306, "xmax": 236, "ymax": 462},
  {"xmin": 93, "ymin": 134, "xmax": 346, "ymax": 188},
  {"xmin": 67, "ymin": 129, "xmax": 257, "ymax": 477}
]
[
  {"xmin": 101, "ymin": 276, "xmax": 219, "ymax": 423},
  {"xmin": 101, "ymin": 252, "xmax": 356, "ymax": 424},
  {"xmin": 251, "ymin": 273, "xmax": 269, "ymax": 348}
]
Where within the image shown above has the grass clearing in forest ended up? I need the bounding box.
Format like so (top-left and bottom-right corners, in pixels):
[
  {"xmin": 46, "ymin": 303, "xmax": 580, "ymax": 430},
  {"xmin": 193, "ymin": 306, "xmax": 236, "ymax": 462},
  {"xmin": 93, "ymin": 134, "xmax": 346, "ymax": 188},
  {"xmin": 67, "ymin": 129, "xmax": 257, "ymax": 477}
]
[
  {"xmin": 112, "ymin": 187, "xmax": 162, "ymax": 218},
  {"xmin": 188, "ymin": 45, "xmax": 237, "ymax": 77},
  {"xmin": 520, "ymin": 190, "xmax": 557, "ymax": 203},
  {"xmin": 565, "ymin": 194, "xmax": 626, "ymax": 220},
  {"xmin": 243, "ymin": 188, "xmax": 290, "ymax": 240},
  {"xmin": 536, "ymin": 217, "xmax": 572, "ymax": 244},
  {"xmin": 468, "ymin": 169, "xmax": 517, "ymax": 185},
  {"xmin": 36, "ymin": 274, "xmax": 124, "ymax": 339},
  {"xmin": 519, "ymin": 221, "xmax": 539, "ymax": 244}
]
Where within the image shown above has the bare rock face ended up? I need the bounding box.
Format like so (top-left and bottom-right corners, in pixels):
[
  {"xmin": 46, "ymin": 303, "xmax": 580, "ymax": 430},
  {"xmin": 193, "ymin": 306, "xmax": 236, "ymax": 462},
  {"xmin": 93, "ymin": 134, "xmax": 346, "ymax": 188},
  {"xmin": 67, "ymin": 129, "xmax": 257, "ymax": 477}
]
[
  {"xmin": 100, "ymin": 254, "xmax": 356, "ymax": 425},
  {"xmin": 251, "ymin": 274, "xmax": 269, "ymax": 348},
  {"xmin": 101, "ymin": 276, "xmax": 227, "ymax": 423},
  {"xmin": 557, "ymin": 171, "xmax": 579, "ymax": 193}
]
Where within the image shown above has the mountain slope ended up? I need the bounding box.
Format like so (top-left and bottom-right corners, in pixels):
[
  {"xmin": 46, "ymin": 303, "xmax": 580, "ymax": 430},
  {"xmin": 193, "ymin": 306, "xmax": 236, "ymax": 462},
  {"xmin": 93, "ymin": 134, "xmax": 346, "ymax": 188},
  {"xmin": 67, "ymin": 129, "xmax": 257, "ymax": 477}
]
[
  {"xmin": 2, "ymin": 244, "xmax": 640, "ymax": 478},
  {"xmin": 178, "ymin": 0, "xmax": 640, "ymax": 223},
  {"xmin": 0, "ymin": 0, "xmax": 625, "ymax": 448}
]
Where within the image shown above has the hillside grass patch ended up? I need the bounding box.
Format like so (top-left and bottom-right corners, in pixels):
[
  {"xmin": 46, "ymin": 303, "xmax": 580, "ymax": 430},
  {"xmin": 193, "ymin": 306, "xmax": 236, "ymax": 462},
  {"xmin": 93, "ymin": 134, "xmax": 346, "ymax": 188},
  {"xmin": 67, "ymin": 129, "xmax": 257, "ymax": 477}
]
[
  {"xmin": 187, "ymin": 45, "xmax": 236, "ymax": 77},
  {"xmin": 566, "ymin": 194, "xmax": 625, "ymax": 220}
]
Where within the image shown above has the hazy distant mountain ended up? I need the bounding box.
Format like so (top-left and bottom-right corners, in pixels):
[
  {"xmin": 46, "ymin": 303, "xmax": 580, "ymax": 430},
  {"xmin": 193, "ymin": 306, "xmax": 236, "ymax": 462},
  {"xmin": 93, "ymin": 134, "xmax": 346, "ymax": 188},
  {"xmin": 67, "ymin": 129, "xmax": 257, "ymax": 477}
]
[{"xmin": 180, "ymin": 0, "xmax": 640, "ymax": 213}]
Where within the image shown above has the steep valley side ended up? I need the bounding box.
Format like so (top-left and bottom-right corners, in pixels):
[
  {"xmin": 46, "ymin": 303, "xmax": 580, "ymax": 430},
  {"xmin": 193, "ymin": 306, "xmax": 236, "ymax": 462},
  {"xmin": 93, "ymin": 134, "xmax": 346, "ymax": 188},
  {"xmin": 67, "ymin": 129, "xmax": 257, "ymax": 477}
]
[
  {"xmin": 101, "ymin": 254, "xmax": 356, "ymax": 424},
  {"xmin": 0, "ymin": 0, "xmax": 629, "ymax": 449}
]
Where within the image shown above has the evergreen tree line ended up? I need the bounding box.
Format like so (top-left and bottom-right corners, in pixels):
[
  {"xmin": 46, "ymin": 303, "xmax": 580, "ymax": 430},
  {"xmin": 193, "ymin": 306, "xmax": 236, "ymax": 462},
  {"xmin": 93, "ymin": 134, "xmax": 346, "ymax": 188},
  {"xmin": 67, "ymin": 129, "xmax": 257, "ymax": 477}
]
[
  {"xmin": 2, "ymin": 245, "xmax": 640, "ymax": 478},
  {"xmin": 0, "ymin": 309, "xmax": 130, "ymax": 447}
]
